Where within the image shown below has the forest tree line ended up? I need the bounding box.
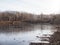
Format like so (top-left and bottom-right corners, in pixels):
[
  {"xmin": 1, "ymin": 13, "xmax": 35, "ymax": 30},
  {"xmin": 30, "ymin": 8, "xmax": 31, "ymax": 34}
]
[{"xmin": 0, "ymin": 11, "xmax": 60, "ymax": 26}]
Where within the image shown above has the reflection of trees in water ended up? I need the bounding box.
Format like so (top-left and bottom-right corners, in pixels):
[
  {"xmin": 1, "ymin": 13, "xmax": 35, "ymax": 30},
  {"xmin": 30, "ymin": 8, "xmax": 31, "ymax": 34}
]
[
  {"xmin": 0, "ymin": 24, "xmax": 55, "ymax": 33},
  {"xmin": 0, "ymin": 23, "xmax": 34, "ymax": 33}
]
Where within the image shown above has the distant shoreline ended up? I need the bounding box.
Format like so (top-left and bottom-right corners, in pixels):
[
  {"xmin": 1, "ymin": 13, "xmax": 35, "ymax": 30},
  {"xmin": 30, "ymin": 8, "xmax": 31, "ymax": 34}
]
[{"xmin": 0, "ymin": 11, "xmax": 60, "ymax": 27}]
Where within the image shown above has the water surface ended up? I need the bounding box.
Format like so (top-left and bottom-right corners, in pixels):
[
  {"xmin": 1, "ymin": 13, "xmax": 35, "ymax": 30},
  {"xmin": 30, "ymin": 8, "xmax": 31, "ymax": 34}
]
[{"xmin": 0, "ymin": 24, "xmax": 57, "ymax": 45}]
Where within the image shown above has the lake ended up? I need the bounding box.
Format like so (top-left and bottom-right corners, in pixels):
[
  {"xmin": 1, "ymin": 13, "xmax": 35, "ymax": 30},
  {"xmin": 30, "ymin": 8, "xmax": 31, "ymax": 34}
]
[{"xmin": 0, "ymin": 24, "xmax": 57, "ymax": 45}]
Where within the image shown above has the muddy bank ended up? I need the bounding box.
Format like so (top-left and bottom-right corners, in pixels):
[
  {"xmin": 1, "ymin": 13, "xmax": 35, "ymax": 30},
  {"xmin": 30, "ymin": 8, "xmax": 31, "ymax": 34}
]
[{"xmin": 49, "ymin": 31, "xmax": 60, "ymax": 45}]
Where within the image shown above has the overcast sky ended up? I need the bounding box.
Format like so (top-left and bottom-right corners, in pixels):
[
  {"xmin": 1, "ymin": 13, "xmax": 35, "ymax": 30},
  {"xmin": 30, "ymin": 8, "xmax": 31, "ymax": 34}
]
[{"xmin": 0, "ymin": 0, "xmax": 60, "ymax": 14}]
